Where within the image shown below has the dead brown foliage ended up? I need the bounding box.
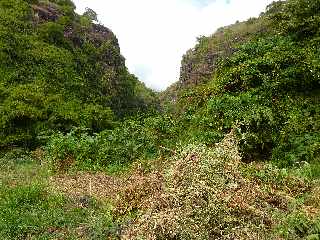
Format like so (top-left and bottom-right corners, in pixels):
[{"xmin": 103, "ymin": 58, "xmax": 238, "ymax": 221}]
[
  {"xmin": 119, "ymin": 132, "xmax": 277, "ymax": 239},
  {"xmin": 114, "ymin": 169, "xmax": 164, "ymax": 217},
  {"xmin": 50, "ymin": 172, "xmax": 123, "ymax": 201}
]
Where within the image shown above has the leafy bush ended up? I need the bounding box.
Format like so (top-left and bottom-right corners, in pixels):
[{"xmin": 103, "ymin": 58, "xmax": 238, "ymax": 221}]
[
  {"xmin": 38, "ymin": 22, "xmax": 66, "ymax": 46},
  {"xmin": 216, "ymin": 36, "xmax": 317, "ymax": 94},
  {"xmin": 44, "ymin": 112, "xmax": 182, "ymax": 172},
  {"xmin": 276, "ymin": 212, "xmax": 320, "ymax": 239},
  {"xmin": 267, "ymin": 0, "xmax": 320, "ymax": 39},
  {"xmin": 272, "ymin": 94, "xmax": 320, "ymax": 167}
]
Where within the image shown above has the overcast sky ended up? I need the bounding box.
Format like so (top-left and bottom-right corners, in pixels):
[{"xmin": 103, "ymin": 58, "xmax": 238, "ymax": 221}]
[{"xmin": 73, "ymin": 0, "xmax": 274, "ymax": 91}]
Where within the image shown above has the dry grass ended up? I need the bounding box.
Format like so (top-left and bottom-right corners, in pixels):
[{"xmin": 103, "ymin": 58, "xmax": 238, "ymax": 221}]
[
  {"xmin": 114, "ymin": 169, "xmax": 164, "ymax": 217},
  {"xmin": 304, "ymin": 182, "xmax": 320, "ymax": 218},
  {"xmin": 50, "ymin": 172, "xmax": 124, "ymax": 201}
]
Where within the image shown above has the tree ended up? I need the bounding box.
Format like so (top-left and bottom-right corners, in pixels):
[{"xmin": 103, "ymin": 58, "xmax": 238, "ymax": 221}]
[{"xmin": 83, "ymin": 7, "xmax": 98, "ymax": 22}]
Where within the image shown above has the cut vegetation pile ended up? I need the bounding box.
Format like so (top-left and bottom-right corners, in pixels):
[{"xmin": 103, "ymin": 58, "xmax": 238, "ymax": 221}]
[{"xmin": 117, "ymin": 132, "xmax": 319, "ymax": 239}]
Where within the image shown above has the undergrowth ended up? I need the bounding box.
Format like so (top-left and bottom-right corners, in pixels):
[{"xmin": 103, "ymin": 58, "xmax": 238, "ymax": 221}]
[{"xmin": 0, "ymin": 150, "xmax": 119, "ymax": 240}]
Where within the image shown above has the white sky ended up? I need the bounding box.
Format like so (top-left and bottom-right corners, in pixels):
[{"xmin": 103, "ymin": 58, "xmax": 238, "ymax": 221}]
[{"xmin": 73, "ymin": 0, "xmax": 274, "ymax": 91}]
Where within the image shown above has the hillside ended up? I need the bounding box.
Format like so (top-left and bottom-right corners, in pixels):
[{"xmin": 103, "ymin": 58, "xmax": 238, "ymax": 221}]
[
  {"xmin": 0, "ymin": 0, "xmax": 320, "ymax": 239},
  {"xmin": 162, "ymin": 0, "xmax": 320, "ymax": 164},
  {"xmin": 0, "ymin": 0, "xmax": 158, "ymax": 149}
]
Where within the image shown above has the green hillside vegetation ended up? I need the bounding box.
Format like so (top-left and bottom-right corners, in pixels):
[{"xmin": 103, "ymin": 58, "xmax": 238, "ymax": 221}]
[
  {"xmin": 0, "ymin": 0, "xmax": 319, "ymax": 239},
  {"xmin": 0, "ymin": 0, "xmax": 158, "ymax": 148},
  {"xmin": 166, "ymin": 0, "xmax": 320, "ymax": 168}
]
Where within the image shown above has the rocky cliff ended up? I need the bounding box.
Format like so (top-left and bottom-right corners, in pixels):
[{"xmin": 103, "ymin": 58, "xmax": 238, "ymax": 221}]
[{"xmin": 179, "ymin": 17, "xmax": 270, "ymax": 89}]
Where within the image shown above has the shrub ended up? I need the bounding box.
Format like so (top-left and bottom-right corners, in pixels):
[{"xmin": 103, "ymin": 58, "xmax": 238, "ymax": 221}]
[
  {"xmin": 45, "ymin": 128, "xmax": 99, "ymax": 171},
  {"xmin": 38, "ymin": 22, "xmax": 66, "ymax": 46},
  {"xmin": 44, "ymin": 113, "xmax": 181, "ymax": 172},
  {"xmin": 45, "ymin": 117, "xmax": 160, "ymax": 171},
  {"xmin": 267, "ymin": 0, "xmax": 320, "ymax": 39}
]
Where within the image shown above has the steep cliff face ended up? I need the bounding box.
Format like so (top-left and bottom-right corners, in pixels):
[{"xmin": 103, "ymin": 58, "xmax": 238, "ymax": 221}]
[
  {"xmin": 32, "ymin": 1, "xmax": 122, "ymax": 64},
  {"xmin": 0, "ymin": 0, "xmax": 157, "ymax": 147},
  {"xmin": 32, "ymin": 2, "xmax": 118, "ymax": 47},
  {"xmin": 161, "ymin": 17, "xmax": 271, "ymax": 108},
  {"xmin": 32, "ymin": 3, "xmax": 61, "ymax": 22},
  {"xmin": 179, "ymin": 18, "xmax": 270, "ymax": 89}
]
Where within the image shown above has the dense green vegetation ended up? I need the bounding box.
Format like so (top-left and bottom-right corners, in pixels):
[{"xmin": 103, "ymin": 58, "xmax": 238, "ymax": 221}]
[
  {"xmin": 0, "ymin": 0, "xmax": 157, "ymax": 148},
  {"xmin": 166, "ymin": 0, "xmax": 320, "ymax": 167},
  {"xmin": 0, "ymin": 0, "xmax": 319, "ymax": 239}
]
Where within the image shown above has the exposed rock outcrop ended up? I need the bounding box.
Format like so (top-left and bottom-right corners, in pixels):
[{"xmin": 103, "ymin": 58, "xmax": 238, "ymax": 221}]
[
  {"xmin": 179, "ymin": 19, "xmax": 269, "ymax": 89},
  {"xmin": 89, "ymin": 24, "xmax": 117, "ymax": 47},
  {"xmin": 32, "ymin": 3, "xmax": 62, "ymax": 22},
  {"xmin": 32, "ymin": 2, "xmax": 117, "ymax": 49}
]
